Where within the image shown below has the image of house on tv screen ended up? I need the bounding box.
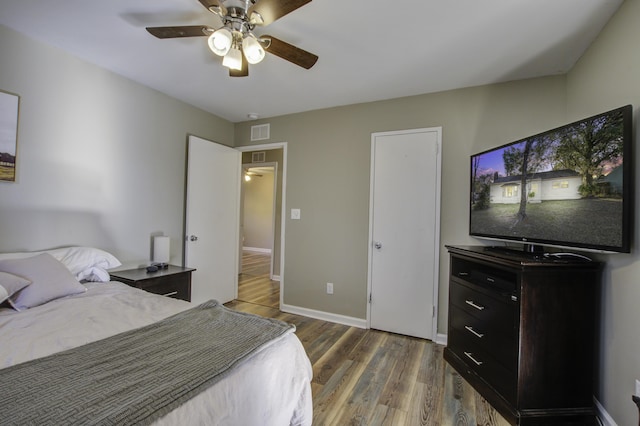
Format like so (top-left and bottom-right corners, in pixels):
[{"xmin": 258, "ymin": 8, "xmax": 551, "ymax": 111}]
[{"xmin": 470, "ymin": 107, "xmax": 628, "ymax": 250}]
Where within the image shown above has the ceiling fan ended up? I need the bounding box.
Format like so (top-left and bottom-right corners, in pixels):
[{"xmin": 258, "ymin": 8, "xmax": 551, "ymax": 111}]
[{"xmin": 146, "ymin": 0, "xmax": 318, "ymax": 77}]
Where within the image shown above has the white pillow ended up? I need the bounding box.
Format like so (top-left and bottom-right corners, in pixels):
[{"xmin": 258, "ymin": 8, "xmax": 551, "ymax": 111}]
[
  {"xmin": 0, "ymin": 253, "xmax": 87, "ymax": 311},
  {"xmin": 56, "ymin": 247, "xmax": 121, "ymax": 278},
  {"xmin": 0, "ymin": 246, "xmax": 121, "ymax": 282},
  {"xmin": 75, "ymin": 266, "xmax": 111, "ymax": 283},
  {"xmin": 0, "ymin": 271, "xmax": 31, "ymax": 304}
]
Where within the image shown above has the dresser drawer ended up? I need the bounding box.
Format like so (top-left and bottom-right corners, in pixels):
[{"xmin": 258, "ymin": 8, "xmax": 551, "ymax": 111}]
[
  {"xmin": 450, "ymin": 305, "xmax": 516, "ymax": 370},
  {"xmin": 451, "ymin": 256, "xmax": 517, "ymax": 292},
  {"xmin": 450, "ymin": 280, "xmax": 515, "ymax": 333},
  {"xmin": 448, "ymin": 329, "xmax": 516, "ymax": 404}
]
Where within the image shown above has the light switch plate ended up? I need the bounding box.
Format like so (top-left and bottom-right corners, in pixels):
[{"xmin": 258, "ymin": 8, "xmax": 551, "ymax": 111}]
[{"xmin": 291, "ymin": 208, "xmax": 301, "ymax": 220}]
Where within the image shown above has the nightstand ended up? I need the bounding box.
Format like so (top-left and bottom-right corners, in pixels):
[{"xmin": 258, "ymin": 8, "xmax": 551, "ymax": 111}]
[{"xmin": 110, "ymin": 265, "xmax": 195, "ymax": 302}]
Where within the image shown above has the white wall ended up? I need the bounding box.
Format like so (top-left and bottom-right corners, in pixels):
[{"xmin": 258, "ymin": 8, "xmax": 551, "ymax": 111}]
[{"xmin": 0, "ymin": 24, "xmax": 234, "ymax": 267}]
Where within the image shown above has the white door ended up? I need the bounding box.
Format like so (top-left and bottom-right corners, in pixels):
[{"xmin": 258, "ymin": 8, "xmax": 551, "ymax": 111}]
[
  {"xmin": 185, "ymin": 135, "xmax": 241, "ymax": 305},
  {"xmin": 368, "ymin": 128, "xmax": 442, "ymax": 340}
]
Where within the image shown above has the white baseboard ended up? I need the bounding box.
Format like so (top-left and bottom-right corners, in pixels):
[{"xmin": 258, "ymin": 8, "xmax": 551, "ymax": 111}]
[
  {"xmin": 435, "ymin": 333, "xmax": 447, "ymax": 346},
  {"xmin": 280, "ymin": 305, "xmax": 450, "ymax": 344},
  {"xmin": 243, "ymin": 247, "xmax": 271, "ymax": 254},
  {"xmin": 594, "ymin": 397, "xmax": 617, "ymax": 426},
  {"xmin": 281, "ymin": 303, "xmax": 367, "ymax": 329}
]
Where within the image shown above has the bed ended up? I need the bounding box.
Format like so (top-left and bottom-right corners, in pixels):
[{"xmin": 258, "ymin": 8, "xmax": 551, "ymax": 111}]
[{"xmin": 0, "ymin": 247, "xmax": 313, "ymax": 425}]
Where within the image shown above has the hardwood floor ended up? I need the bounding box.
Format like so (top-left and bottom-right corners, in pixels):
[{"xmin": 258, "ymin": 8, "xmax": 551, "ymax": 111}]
[
  {"xmin": 238, "ymin": 251, "xmax": 279, "ymax": 308},
  {"xmin": 230, "ymin": 251, "xmax": 510, "ymax": 426}
]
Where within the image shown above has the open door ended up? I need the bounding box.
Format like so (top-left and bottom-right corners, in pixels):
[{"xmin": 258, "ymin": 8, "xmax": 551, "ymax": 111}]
[{"xmin": 184, "ymin": 135, "xmax": 241, "ymax": 304}]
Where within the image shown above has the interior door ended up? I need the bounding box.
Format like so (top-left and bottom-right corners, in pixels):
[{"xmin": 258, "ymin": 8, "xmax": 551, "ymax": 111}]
[
  {"xmin": 184, "ymin": 135, "xmax": 241, "ymax": 305},
  {"xmin": 368, "ymin": 128, "xmax": 442, "ymax": 340}
]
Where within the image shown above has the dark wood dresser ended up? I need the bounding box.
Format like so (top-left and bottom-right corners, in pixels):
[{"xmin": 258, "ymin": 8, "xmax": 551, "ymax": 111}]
[
  {"xmin": 110, "ymin": 265, "xmax": 195, "ymax": 302},
  {"xmin": 444, "ymin": 245, "xmax": 603, "ymax": 425}
]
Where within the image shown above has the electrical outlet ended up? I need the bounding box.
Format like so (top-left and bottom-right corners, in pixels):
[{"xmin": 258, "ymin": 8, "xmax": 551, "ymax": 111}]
[
  {"xmin": 635, "ymin": 379, "xmax": 640, "ymax": 397},
  {"xmin": 326, "ymin": 282, "xmax": 334, "ymax": 294}
]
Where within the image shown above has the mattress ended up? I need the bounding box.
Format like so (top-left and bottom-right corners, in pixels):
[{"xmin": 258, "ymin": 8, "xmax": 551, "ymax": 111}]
[{"xmin": 0, "ymin": 281, "xmax": 313, "ymax": 425}]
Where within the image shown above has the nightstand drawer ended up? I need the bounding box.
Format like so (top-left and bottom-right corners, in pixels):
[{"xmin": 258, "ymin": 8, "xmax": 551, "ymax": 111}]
[
  {"xmin": 110, "ymin": 265, "xmax": 195, "ymax": 302},
  {"xmin": 137, "ymin": 276, "xmax": 187, "ymax": 299}
]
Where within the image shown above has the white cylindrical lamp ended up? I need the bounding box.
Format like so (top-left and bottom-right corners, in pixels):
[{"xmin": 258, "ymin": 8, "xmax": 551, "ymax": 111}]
[{"xmin": 153, "ymin": 236, "xmax": 170, "ymax": 268}]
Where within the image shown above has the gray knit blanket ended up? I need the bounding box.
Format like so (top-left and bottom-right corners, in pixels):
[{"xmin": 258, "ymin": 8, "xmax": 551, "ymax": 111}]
[{"xmin": 0, "ymin": 300, "xmax": 295, "ymax": 425}]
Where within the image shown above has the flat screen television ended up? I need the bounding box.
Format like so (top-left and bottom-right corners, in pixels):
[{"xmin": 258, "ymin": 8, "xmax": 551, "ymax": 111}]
[{"xmin": 469, "ymin": 105, "xmax": 633, "ymax": 254}]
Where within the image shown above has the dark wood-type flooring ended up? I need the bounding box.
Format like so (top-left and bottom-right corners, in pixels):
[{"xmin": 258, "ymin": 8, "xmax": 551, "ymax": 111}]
[{"xmin": 227, "ymin": 251, "xmax": 510, "ymax": 425}]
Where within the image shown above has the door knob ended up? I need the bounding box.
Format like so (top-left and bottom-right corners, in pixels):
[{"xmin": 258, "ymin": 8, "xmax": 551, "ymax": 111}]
[
  {"xmin": 374, "ymin": 242, "xmax": 382, "ymax": 249},
  {"xmin": 189, "ymin": 235, "xmax": 199, "ymax": 242}
]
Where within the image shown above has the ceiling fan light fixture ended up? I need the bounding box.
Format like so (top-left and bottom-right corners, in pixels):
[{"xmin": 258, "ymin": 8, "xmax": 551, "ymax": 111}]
[
  {"xmin": 208, "ymin": 5, "xmax": 225, "ymax": 17},
  {"xmin": 242, "ymin": 35, "xmax": 266, "ymax": 64},
  {"xmin": 208, "ymin": 28, "xmax": 232, "ymax": 56},
  {"xmin": 222, "ymin": 46, "xmax": 243, "ymax": 70},
  {"xmin": 249, "ymin": 11, "xmax": 264, "ymax": 25}
]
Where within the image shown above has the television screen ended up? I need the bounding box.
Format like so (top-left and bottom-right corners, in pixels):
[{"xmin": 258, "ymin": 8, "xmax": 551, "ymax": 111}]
[{"xmin": 469, "ymin": 105, "xmax": 633, "ymax": 253}]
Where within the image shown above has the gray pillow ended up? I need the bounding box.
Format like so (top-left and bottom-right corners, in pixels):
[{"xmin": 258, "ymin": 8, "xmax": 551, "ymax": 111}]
[
  {"xmin": 0, "ymin": 271, "xmax": 31, "ymax": 304},
  {"xmin": 0, "ymin": 253, "xmax": 86, "ymax": 311}
]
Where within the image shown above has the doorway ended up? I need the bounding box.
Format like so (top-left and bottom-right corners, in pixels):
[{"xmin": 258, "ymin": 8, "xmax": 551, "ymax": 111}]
[
  {"xmin": 236, "ymin": 143, "xmax": 287, "ymax": 309},
  {"xmin": 239, "ymin": 163, "xmax": 279, "ymax": 308},
  {"xmin": 241, "ymin": 163, "xmax": 277, "ymax": 277}
]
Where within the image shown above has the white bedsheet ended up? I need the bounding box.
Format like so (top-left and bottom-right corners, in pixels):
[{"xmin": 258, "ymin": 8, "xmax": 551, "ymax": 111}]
[{"xmin": 0, "ymin": 281, "xmax": 313, "ymax": 425}]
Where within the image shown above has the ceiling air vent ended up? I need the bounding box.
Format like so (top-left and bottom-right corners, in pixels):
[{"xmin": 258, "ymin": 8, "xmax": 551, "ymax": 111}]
[
  {"xmin": 251, "ymin": 123, "xmax": 270, "ymax": 141},
  {"xmin": 251, "ymin": 151, "xmax": 266, "ymax": 163}
]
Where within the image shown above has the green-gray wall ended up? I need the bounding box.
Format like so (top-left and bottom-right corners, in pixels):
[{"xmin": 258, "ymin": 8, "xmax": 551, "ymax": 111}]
[
  {"xmin": 0, "ymin": 24, "xmax": 233, "ymax": 266},
  {"xmin": 566, "ymin": 0, "xmax": 640, "ymax": 424},
  {"xmin": 242, "ymin": 170, "xmax": 275, "ymax": 249},
  {"xmin": 235, "ymin": 77, "xmax": 567, "ymax": 322}
]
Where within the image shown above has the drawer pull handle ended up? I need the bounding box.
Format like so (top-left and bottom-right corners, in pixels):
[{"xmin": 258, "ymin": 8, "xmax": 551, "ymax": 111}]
[
  {"xmin": 464, "ymin": 325, "xmax": 484, "ymax": 338},
  {"xmin": 464, "ymin": 352, "xmax": 484, "ymax": 366},
  {"xmin": 465, "ymin": 300, "xmax": 485, "ymax": 311},
  {"xmin": 163, "ymin": 291, "xmax": 178, "ymax": 297},
  {"xmin": 458, "ymin": 272, "xmax": 469, "ymax": 276}
]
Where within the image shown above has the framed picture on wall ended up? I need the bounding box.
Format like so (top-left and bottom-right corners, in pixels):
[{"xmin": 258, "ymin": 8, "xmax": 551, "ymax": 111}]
[{"xmin": 0, "ymin": 90, "xmax": 20, "ymax": 183}]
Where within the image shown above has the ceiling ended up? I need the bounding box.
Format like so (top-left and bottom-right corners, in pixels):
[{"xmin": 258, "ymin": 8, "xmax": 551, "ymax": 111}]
[{"xmin": 0, "ymin": 0, "xmax": 623, "ymax": 123}]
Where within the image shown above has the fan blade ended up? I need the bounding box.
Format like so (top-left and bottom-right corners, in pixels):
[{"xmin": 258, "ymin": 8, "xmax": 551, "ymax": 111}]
[
  {"xmin": 230, "ymin": 55, "xmax": 249, "ymax": 77},
  {"xmin": 263, "ymin": 35, "xmax": 318, "ymax": 69},
  {"xmin": 249, "ymin": 0, "xmax": 312, "ymax": 26},
  {"xmin": 146, "ymin": 26, "xmax": 211, "ymax": 39},
  {"xmin": 198, "ymin": 0, "xmax": 226, "ymax": 15}
]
